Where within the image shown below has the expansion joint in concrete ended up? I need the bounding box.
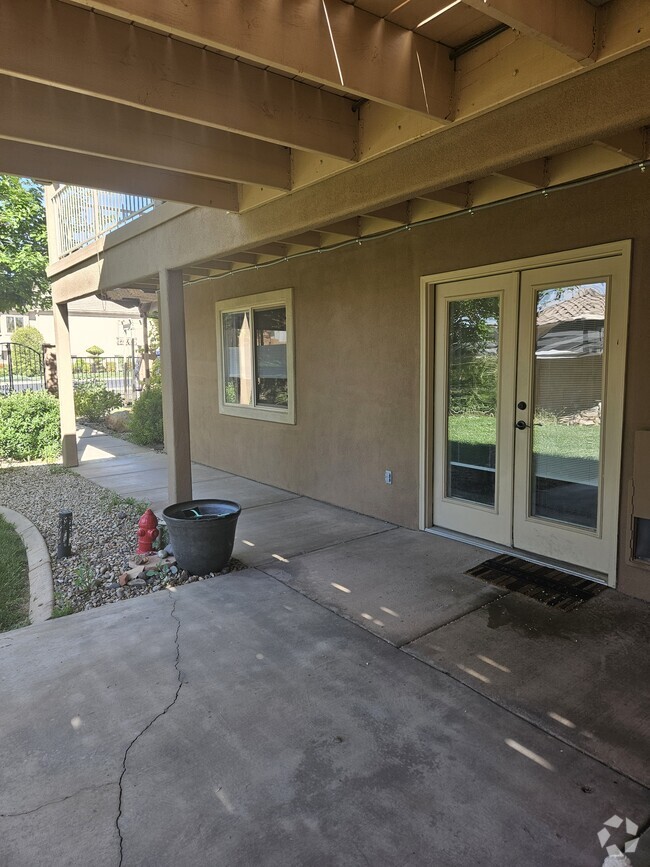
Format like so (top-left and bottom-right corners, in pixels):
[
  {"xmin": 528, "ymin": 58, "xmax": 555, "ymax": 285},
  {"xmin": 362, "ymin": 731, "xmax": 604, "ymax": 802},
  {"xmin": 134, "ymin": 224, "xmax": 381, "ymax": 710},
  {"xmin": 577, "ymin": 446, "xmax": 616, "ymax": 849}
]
[{"xmin": 115, "ymin": 592, "xmax": 183, "ymax": 866}]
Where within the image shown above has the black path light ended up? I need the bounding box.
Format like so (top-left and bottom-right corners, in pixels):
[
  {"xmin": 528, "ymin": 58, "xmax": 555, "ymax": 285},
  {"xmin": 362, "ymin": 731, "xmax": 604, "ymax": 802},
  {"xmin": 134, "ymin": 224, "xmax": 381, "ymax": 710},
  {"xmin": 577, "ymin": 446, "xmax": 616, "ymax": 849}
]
[{"xmin": 57, "ymin": 510, "xmax": 73, "ymax": 559}]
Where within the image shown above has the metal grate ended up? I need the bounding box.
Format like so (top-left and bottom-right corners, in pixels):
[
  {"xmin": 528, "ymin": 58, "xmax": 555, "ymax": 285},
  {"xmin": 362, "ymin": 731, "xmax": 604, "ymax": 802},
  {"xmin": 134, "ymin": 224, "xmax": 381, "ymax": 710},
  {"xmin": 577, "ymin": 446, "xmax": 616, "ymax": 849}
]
[{"xmin": 466, "ymin": 554, "xmax": 606, "ymax": 611}]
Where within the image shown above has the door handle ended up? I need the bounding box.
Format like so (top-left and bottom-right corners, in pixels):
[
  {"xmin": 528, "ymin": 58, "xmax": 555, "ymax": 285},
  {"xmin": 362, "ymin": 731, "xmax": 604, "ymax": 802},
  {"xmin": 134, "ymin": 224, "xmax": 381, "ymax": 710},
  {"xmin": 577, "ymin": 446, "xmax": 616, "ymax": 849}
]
[{"xmin": 515, "ymin": 420, "xmax": 542, "ymax": 430}]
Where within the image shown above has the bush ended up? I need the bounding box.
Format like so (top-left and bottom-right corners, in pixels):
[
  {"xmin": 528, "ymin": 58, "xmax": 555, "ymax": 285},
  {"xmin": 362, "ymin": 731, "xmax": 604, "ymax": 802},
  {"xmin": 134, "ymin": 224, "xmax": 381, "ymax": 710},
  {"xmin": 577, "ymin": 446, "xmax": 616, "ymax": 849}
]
[
  {"xmin": 11, "ymin": 326, "xmax": 44, "ymax": 378},
  {"xmin": 74, "ymin": 381, "xmax": 123, "ymax": 422},
  {"xmin": 0, "ymin": 391, "xmax": 61, "ymax": 461},
  {"xmin": 130, "ymin": 385, "xmax": 163, "ymax": 446}
]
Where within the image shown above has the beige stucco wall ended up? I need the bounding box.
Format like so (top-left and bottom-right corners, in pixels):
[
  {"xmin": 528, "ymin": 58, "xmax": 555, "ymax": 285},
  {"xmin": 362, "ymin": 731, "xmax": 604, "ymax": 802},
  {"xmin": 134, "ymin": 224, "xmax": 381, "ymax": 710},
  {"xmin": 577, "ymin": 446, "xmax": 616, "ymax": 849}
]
[{"xmin": 185, "ymin": 171, "xmax": 650, "ymax": 601}]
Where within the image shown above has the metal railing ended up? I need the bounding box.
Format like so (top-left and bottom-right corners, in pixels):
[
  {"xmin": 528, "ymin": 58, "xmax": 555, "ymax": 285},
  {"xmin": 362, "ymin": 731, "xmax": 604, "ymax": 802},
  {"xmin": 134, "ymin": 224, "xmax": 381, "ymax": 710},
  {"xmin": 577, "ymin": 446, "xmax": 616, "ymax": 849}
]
[
  {"xmin": 72, "ymin": 355, "xmax": 142, "ymax": 403},
  {"xmin": 51, "ymin": 185, "xmax": 160, "ymax": 259},
  {"xmin": 0, "ymin": 342, "xmax": 45, "ymax": 395}
]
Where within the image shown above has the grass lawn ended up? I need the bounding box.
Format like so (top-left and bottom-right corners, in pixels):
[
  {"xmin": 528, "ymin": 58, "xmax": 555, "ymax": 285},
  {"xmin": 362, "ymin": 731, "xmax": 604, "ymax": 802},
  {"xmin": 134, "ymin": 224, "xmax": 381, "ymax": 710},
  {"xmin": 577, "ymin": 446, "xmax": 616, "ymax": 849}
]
[
  {"xmin": 448, "ymin": 415, "xmax": 600, "ymax": 460},
  {"xmin": 0, "ymin": 514, "xmax": 30, "ymax": 631}
]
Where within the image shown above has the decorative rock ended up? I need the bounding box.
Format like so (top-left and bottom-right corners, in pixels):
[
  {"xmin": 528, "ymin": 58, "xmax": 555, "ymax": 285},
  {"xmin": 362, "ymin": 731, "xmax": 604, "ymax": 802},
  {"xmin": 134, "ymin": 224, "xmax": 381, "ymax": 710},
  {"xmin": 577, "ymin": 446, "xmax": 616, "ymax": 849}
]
[
  {"xmin": 105, "ymin": 410, "xmax": 131, "ymax": 433},
  {"xmin": 118, "ymin": 573, "xmax": 130, "ymax": 587},
  {"xmin": 129, "ymin": 578, "xmax": 147, "ymax": 587}
]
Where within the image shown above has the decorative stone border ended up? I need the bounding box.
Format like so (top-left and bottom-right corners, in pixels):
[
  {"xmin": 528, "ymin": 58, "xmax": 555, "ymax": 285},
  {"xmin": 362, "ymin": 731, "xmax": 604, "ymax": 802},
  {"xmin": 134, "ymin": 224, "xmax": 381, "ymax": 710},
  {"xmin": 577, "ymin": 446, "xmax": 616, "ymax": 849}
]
[{"xmin": 0, "ymin": 507, "xmax": 53, "ymax": 624}]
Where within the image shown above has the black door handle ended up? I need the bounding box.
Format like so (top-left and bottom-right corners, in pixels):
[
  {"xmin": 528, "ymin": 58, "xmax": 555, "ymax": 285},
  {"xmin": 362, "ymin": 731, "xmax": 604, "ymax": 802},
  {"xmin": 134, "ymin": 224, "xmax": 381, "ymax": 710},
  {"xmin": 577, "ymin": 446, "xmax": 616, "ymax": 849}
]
[{"xmin": 515, "ymin": 420, "xmax": 528, "ymax": 430}]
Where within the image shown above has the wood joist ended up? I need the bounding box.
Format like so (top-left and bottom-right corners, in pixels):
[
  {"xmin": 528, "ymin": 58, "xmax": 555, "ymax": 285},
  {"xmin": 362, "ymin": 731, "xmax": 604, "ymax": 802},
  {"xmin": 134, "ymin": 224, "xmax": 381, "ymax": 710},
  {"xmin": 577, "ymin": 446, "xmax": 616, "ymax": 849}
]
[{"xmin": 1, "ymin": 0, "xmax": 648, "ymax": 213}]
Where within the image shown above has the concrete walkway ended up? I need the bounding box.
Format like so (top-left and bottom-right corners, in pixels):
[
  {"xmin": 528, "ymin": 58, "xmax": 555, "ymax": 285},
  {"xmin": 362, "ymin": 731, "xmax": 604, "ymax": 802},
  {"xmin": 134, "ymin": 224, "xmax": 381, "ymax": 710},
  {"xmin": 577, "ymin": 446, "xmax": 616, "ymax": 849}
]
[{"xmin": 0, "ymin": 427, "xmax": 648, "ymax": 866}]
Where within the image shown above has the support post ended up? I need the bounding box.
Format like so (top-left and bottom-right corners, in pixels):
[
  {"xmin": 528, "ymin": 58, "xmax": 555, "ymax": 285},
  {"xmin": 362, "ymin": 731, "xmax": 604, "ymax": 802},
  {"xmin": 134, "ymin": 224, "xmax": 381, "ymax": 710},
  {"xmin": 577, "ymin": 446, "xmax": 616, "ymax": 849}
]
[
  {"xmin": 159, "ymin": 270, "xmax": 192, "ymax": 504},
  {"xmin": 142, "ymin": 311, "xmax": 150, "ymax": 385},
  {"xmin": 52, "ymin": 302, "xmax": 78, "ymax": 467}
]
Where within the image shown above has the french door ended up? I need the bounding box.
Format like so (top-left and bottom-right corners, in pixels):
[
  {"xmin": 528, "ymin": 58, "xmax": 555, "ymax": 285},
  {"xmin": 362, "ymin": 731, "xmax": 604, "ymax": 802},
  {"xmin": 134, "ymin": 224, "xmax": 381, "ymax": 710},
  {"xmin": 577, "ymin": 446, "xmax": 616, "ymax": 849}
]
[{"xmin": 429, "ymin": 246, "xmax": 630, "ymax": 583}]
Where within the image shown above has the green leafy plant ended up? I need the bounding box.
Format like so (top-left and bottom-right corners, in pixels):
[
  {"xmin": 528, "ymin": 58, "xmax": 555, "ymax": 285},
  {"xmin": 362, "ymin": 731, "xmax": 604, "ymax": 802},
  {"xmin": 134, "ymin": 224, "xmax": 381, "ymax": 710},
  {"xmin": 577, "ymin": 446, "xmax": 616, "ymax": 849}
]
[
  {"xmin": 11, "ymin": 325, "xmax": 45, "ymax": 378},
  {"xmin": 86, "ymin": 345, "xmax": 104, "ymax": 356},
  {"xmin": 0, "ymin": 176, "xmax": 49, "ymax": 313},
  {"xmin": 72, "ymin": 559, "xmax": 95, "ymax": 594},
  {"xmin": 129, "ymin": 384, "xmax": 163, "ymax": 447},
  {"xmin": 0, "ymin": 390, "xmax": 61, "ymax": 461},
  {"xmin": 74, "ymin": 381, "xmax": 123, "ymax": 422},
  {"xmin": 51, "ymin": 591, "xmax": 76, "ymax": 618}
]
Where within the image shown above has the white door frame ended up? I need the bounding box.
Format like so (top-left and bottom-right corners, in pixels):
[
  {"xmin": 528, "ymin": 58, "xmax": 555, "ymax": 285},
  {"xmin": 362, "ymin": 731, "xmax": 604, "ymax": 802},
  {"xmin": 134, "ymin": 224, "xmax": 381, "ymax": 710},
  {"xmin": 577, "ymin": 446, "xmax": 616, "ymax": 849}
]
[{"xmin": 419, "ymin": 240, "xmax": 632, "ymax": 586}]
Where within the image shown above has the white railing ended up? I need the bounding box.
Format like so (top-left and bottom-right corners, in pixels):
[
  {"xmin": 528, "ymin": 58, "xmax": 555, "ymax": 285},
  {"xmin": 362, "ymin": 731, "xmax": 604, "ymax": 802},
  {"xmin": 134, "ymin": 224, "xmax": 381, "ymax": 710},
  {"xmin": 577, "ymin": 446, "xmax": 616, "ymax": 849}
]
[{"xmin": 51, "ymin": 185, "xmax": 160, "ymax": 259}]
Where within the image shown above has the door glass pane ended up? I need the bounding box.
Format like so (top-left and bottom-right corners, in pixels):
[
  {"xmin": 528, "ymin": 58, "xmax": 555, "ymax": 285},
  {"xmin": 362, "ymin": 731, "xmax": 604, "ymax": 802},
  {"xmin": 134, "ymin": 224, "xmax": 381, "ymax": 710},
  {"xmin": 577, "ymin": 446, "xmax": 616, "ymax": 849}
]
[
  {"xmin": 446, "ymin": 296, "xmax": 500, "ymax": 506},
  {"xmin": 254, "ymin": 306, "xmax": 288, "ymax": 407},
  {"xmin": 222, "ymin": 311, "xmax": 253, "ymax": 405},
  {"xmin": 530, "ymin": 282, "xmax": 605, "ymax": 529}
]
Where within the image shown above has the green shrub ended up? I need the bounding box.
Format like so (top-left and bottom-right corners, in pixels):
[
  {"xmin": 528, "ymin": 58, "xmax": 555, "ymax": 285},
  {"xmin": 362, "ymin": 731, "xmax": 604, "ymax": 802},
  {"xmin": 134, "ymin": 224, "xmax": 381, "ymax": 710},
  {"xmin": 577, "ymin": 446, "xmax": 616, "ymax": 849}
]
[
  {"xmin": 0, "ymin": 391, "xmax": 61, "ymax": 461},
  {"xmin": 11, "ymin": 326, "xmax": 44, "ymax": 378},
  {"xmin": 74, "ymin": 381, "xmax": 123, "ymax": 422},
  {"xmin": 130, "ymin": 385, "xmax": 163, "ymax": 446}
]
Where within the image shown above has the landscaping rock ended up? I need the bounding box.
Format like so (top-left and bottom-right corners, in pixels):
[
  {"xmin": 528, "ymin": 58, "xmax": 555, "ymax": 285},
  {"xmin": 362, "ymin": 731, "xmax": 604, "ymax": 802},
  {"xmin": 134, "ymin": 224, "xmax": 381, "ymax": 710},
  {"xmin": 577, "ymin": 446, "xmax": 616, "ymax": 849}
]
[
  {"xmin": 105, "ymin": 410, "xmax": 131, "ymax": 433},
  {"xmin": 0, "ymin": 464, "xmax": 246, "ymax": 617}
]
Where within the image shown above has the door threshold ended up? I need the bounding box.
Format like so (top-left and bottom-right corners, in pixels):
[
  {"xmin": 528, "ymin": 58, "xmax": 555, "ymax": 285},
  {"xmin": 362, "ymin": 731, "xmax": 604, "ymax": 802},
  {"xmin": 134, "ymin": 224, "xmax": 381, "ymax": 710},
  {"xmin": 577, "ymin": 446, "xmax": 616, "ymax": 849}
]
[{"xmin": 424, "ymin": 526, "xmax": 609, "ymax": 586}]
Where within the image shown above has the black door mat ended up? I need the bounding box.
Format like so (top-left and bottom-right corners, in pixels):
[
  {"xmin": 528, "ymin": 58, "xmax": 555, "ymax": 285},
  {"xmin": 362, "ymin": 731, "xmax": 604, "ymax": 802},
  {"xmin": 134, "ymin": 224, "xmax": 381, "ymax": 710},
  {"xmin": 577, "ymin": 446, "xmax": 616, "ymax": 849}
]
[{"xmin": 466, "ymin": 554, "xmax": 606, "ymax": 611}]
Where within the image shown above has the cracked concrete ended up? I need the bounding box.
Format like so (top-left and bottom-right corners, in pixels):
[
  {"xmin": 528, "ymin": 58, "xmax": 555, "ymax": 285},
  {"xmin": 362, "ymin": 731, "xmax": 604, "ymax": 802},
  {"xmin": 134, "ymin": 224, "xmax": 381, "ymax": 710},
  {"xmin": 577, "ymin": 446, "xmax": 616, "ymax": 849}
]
[
  {"xmin": 2, "ymin": 436, "xmax": 647, "ymax": 865},
  {"xmin": 1, "ymin": 572, "xmax": 648, "ymax": 866},
  {"xmin": 115, "ymin": 594, "xmax": 183, "ymax": 865}
]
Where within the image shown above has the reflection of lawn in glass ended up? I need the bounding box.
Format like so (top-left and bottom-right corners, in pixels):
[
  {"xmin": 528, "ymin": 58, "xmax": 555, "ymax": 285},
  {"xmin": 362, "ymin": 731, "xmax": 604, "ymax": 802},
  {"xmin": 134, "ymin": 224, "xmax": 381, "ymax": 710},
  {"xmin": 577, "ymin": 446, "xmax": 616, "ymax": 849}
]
[{"xmin": 448, "ymin": 415, "xmax": 600, "ymax": 460}]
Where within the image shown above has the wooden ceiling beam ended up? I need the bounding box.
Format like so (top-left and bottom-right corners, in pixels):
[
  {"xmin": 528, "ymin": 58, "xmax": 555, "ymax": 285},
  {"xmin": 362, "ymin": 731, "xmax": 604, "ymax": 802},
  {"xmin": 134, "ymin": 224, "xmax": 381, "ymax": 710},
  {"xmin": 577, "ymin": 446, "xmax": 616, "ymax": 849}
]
[
  {"xmin": 419, "ymin": 184, "xmax": 470, "ymax": 208},
  {"xmin": 317, "ymin": 218, "xmax": 361, "ymax": 237},
  {"xmin": 283, "ymin": 233, "xmax": 323, "ymax": 248},
  {"xmin": 363, "ymin": 203, "xmax": 410, "ymax": 223},
  {"xmin": 219, "ymin": 253, "xmax": 260, "ymax": 265},
  {"xmin": 0, "ymin": 139, "xmax": 240, "ymax": 211},
  {"xmin": 462, "ymin": 0, "xmax": 596, "ymax": 63},
  {"xmin": 0, "ymin": 75, "xmax": 291, "ymax": 189},
  {"xmin": 69, "ymin": 0, "xmax": 455, "ymax": 118},
  {"xmin": 246, "ymin": 243, "xmax": 289, "ymax": 257},
  {"xmin": 595, "ymin": 129, "xmax": 647, "ymax": 161},
  {"xmin": 0, "ymin": 0, "xmax": 357, "ymax": 160},
  {"xmin": 495, "ymin": 159, "xmax": 547, "ymax": 188}
]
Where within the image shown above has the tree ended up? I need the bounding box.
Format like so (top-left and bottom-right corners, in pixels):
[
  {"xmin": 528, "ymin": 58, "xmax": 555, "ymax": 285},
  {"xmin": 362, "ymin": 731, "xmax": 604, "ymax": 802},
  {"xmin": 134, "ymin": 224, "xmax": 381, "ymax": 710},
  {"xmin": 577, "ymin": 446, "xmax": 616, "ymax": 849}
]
[{"xmin": 0, "ymin": 176, "xmax": 50, "ymax": 313}]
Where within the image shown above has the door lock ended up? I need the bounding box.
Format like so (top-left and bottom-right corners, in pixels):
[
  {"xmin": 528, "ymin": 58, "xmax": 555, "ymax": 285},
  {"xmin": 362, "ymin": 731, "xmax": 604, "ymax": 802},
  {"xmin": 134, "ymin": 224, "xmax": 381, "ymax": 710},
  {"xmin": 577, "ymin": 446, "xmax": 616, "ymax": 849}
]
[{"xmin": 517, "ymin": 401, "xmax": 527, "ymax": 410}]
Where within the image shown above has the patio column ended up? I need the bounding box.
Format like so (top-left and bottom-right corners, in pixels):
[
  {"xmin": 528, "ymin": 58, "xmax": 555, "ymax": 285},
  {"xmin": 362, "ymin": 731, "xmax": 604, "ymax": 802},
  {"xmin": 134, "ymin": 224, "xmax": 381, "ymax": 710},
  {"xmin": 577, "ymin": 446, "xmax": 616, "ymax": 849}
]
[
  {"xmin": 159, "ymin": 268, "xmax": 192, "ymax": 504},
  {"xmin": 52, "ymin": 301, "xmax": 78, "ymax": 467}
]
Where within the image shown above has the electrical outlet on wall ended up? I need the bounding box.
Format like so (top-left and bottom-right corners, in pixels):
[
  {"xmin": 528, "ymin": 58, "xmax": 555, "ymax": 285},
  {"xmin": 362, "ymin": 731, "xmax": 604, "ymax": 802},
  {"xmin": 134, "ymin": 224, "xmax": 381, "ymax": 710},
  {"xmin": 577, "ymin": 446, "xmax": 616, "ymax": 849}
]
[{"xmin": 384, "ymin": 470, "xmax": 392, "ymax": 485}]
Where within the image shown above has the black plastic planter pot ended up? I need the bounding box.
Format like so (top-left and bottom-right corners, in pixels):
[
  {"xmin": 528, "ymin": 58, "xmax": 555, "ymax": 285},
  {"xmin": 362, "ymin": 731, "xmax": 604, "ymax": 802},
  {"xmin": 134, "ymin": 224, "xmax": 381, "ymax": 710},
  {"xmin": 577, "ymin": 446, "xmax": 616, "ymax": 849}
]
[{"xmin": 162, "ymin": 499, "xmax": 241, "ymax": 575}]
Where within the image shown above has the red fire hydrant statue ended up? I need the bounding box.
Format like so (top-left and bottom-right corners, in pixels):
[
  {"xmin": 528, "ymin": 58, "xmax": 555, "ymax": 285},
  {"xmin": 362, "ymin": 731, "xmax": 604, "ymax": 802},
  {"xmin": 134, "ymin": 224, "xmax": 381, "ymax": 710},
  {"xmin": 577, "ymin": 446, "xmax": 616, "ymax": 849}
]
[{"xmin": 137, "ymin": 508, "xmax": 159, "ymax": 554}]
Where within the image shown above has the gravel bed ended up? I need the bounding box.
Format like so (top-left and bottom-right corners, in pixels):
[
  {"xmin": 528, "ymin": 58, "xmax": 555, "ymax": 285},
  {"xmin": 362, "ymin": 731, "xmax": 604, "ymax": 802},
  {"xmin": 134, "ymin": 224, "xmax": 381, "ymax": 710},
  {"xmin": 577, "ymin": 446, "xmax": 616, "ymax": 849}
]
[{"xmin": 0, "ymin": 464, "xmax": 243, "ymax": 617}]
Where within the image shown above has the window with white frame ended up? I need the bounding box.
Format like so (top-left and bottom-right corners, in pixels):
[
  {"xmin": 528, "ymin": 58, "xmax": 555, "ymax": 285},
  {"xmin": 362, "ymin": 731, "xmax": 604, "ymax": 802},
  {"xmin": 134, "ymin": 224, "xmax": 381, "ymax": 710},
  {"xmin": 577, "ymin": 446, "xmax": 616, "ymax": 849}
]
[
  {"xmin": 6, "ymin": 315, "xmax": 26, "ymax": 334},
  {"xmin": 216, "ymin": 288, "xmax": 295, "ymax": 423}
]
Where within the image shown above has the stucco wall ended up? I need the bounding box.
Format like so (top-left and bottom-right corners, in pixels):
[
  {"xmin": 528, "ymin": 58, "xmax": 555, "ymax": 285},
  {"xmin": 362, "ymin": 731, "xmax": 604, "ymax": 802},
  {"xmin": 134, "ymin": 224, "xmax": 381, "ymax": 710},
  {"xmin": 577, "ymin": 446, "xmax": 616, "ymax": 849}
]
[{"xmin": 185, "ymin": 171, "xmax": 650, "ymax": 601}]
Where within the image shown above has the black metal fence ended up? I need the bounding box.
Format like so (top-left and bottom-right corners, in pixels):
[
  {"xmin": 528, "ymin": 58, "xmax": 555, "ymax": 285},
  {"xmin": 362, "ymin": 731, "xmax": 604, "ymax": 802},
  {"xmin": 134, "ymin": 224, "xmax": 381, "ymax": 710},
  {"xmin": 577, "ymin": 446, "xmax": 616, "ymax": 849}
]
[
  {"xmin": 72, "ymin": 355, "xmax": 140, "ymax": 402},
  {"xmin": 0, "ymin": 342, "xmax": 45, "ymax": 395}
]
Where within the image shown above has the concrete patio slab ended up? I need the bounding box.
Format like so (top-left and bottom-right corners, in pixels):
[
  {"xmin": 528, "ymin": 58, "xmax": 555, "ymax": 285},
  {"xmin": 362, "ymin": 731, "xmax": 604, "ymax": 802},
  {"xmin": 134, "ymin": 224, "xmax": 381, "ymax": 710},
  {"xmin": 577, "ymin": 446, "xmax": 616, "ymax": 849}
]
[
  {"xmin": 404, "ymin": 590, "xmax": 650, "ymax": 788},
  {"xmin": 103, "ymin": 466, "xmax": 233, "ymax": 495},
  {"xmin": 74, "ymin": 453, "xmax": 168, "ymax": 479},
  {"xmin": 233, "ymin": 497, "xmax": 396, "ymax": 566},
  {"xmin": 112, "ymin": 475, "xmax": 300, "ymax": 515},
  {"xmin": 264, "ymin": 527, "xmax": 504, "ymax": 646},
  {"xmin": 1, "ymin": 574, "xmax": 647, "ymax": 867},
  {"xmin": 76, "ymin": 438, "xmax": 150, "ymax": 462}
]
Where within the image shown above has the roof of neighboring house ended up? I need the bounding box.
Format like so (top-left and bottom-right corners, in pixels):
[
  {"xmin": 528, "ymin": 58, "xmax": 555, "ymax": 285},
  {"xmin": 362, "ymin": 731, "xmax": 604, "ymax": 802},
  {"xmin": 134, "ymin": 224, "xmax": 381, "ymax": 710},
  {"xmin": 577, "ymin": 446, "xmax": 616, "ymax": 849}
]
[{"xmin": 537, "ymin": 286, "xmax": 605, "ymax": 327}]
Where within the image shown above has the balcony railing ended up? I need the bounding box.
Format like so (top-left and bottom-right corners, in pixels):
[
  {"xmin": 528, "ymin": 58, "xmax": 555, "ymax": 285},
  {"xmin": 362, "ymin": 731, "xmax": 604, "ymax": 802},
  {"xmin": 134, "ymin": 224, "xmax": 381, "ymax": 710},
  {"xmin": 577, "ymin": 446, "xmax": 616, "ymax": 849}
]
[{"xmin": 51, "ymin": 185, "xmax": 159, "ymax": 259}]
